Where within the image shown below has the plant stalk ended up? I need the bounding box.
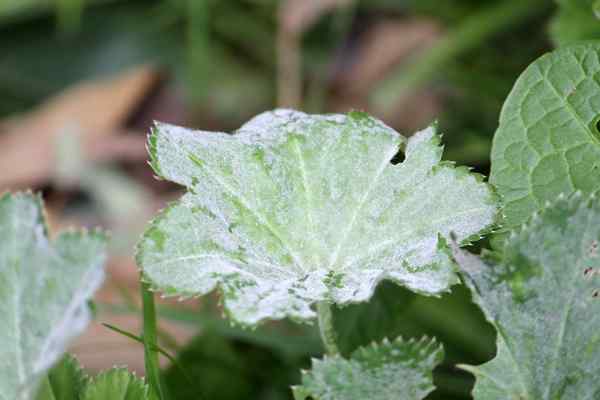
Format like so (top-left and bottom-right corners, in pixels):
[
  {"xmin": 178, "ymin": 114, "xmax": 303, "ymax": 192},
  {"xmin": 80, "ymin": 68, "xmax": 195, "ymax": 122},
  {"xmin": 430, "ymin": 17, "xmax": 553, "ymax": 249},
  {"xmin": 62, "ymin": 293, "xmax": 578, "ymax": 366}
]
[
  {"xmin": 141, "ymin": 280, "xmax": 166, "ymax": 400},
  {"xmin": 316, "ymin": 301, "xmax": 340, "ymax": 355}
]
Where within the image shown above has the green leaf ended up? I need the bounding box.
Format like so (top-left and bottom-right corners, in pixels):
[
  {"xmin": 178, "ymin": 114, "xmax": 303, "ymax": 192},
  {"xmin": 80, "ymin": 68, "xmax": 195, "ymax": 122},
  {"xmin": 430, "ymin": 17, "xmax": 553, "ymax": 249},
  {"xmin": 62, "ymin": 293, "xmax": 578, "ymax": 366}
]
[
  {"xmin": 36, "ymin": 355, "xmax": 154, "ymax": 400},
  {"xmin": 490, "ymin": 43, "xmax": 600, "ymax": 229},
  {"xmin": 292, "ymin": 337, "xmax": 443, "ymax": 400},
  {"xmin": 137, "ymin": 109, "xmax": 497, "ymax": 325},
  {"xmin": 36, "ymin": 356, "xmax": 87, "ymax": 400},
  {"xmin": 0, "ymin": 192, "xmax": 107, "ymax": 400},
  {"xmin": 550, "ymin": 0, "xmax": 600, "ymax": 46},
  {"xmin": 82, "ymin": 369, "xmax": 153, "ymax": 400},
  {"xmin": 453, "ymin": 192, "xmax": 600, "ymax": 399}
]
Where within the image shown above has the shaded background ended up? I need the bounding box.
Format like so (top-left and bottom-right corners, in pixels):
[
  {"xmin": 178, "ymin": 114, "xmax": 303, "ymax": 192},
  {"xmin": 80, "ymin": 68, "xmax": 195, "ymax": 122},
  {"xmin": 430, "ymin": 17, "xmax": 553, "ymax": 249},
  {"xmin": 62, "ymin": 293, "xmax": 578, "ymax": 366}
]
[{"xmin": 1, "ymin": 1, "xmax": 598, "ymax": 399}]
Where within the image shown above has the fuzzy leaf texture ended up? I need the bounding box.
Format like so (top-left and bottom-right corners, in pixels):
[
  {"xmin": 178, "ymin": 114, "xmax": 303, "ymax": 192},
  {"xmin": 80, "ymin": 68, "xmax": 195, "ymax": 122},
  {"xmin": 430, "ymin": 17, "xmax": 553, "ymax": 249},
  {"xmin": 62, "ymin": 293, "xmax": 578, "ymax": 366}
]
[
  {"xmin": 137, "ymin": 109, "xmax": 497, "ymax": 325},
  {"xmin": 453, "ymin": 193, "xmax": 600, "ymax": 399},
  {"xmin": 292, "ymin": 337, "xmax": 442, "ymax": 400},
  {"xmin": 490, "ymin": 43, "xmax": 600, "ymax": 229},
  {"xmin": 36, "ymin": 356, "xmax": 154, "ymax": 400},
  {"xmin": 0, "ymin": 193, "xmax": 107, "ymax": 400}
]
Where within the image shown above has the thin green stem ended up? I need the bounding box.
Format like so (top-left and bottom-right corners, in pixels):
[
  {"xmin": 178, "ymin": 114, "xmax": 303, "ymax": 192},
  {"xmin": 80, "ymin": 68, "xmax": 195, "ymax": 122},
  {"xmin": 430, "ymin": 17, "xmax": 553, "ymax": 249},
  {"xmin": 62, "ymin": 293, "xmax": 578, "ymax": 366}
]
[
  {"xmin": 316, "ymin": 301, "xmax": 340, "ymax": 355},
  {"xmin": 141, "ymin": 280, "xmax": 166, "ymax": 400},
  {"xmin": 372, "ymin": 0, "xmax": 549, "ymax": 112}
]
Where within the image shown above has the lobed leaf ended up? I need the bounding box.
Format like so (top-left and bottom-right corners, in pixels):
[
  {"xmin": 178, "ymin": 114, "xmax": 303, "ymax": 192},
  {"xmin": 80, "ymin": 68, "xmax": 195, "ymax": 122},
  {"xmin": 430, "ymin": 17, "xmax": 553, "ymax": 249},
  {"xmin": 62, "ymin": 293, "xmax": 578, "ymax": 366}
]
[
  {"xmin": 81, "ymin": 368, "xmax": 153, "ymax": 400},
  {"xmin": 137, "ymin": 109, "xmax": 497, "ymax": 325},
  {"xmin": 0, "ymin": 192, "xmax": 107, "ymax": 400},
  {"xmin": 454, "ymin": 192, "xmax": 600, "ymax": 399},
  {"xmin": 292, "ymin": 336, "xmax": 443, "ymax": 400},
  {"xmin": 36, "ymin": 356, "xmax": 154, "ymax": 400},
  {"xmin": 490, "ymin": 43, "xmax": 600, "ymax": 229}
]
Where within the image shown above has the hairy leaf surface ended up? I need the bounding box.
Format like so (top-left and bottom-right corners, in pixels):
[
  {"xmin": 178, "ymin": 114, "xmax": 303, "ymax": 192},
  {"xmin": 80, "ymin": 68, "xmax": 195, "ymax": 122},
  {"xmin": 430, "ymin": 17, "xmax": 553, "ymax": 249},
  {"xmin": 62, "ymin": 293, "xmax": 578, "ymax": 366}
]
[
  {"xmin": 454, "ymin": 193, "xmax": 600, "ymax": 399},
  {"xmin": 0, "ymin": 193, "xmax": 107, "ymax": 400},
  {"xmin": 137, "ymin": 109, "xmax": 496, "ymax": 325},
  {"xmin": 490, "ymin": 43, "xmax": 600, "ymax": 229},
  {"xmin": 292, "ymin": 337, "xmax": 442, "ymax": 400}
]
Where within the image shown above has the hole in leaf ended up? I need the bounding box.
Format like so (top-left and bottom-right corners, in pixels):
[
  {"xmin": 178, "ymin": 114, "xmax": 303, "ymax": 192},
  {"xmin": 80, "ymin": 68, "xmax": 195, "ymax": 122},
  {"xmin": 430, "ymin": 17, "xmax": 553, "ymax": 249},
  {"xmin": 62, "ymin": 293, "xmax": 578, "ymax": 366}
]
[
  {"xmin": 592, "ymin": 290, "xmax": 599, "ymax": 299},
  {"xmin": 590, "ymin": 115, "xmax": 600, "ymax": 141},
  {"xmin": 390, "ymin": 145, "xmax": 406, "ymax": 165},
  {"xmin": 584, "ymin": 267, "xmax": 593, "ymax": 277}
]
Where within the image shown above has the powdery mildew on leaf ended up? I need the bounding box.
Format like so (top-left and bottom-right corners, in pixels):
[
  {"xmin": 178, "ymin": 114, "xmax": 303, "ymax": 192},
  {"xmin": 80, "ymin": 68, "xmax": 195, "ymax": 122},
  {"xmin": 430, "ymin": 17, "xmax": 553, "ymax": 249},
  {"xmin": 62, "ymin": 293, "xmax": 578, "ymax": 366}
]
[
  {"xmin": 292, "ymin": 337, "xmax": 442, "ymax": 400},
  {"xmin": 0, "ymin": 193, "xmax": 107, "ymax": 400},
  {"xmin": 454, "ymin": 193, "xmax": 600, "ymax": 400},
  {"xmin": 490, "ymin": 43, "xmax": 600, "ymax": 229},
  {"xmin": 137, "ymin": 109, "xmax": 497, "ymax": 325}
]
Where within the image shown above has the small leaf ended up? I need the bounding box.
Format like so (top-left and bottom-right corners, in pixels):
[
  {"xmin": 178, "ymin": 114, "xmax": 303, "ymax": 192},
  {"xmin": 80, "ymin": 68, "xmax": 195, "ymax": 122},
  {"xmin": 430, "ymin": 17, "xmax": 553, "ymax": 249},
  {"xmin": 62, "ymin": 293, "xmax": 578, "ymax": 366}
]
[
  {"xmin": 137, "ymin": 109, "xmax": 497, "ymax": 325},
  {"xmin": 453, "ymin": 193, "xmax": 600, "ymax": 399},
  {"xmin": 490, "ymin": 43, "xmax": 600, "ymax": 229},
  {"xmin": 36, "ymin": 356, "xmax": 154, "ymax": 400},
  {"xmin": 0, "ymin": 192, "xmax": 107, "ymax": 400},
  {"xmin": 292, "ymin": 337, "xmax": 443, "ymax": 400},
  {"xmin": 82, "ymin": 368, "xmax": 153, "ymax": 400},
  {"xmin": 35, "ymin": 356, "xmax": 87, "ymax": 400}
]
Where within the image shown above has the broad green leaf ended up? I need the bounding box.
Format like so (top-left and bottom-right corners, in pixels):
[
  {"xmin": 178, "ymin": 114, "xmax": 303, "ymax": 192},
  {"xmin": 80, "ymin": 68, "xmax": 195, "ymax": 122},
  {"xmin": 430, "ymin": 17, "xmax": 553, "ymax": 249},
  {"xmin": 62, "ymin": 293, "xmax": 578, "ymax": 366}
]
[
  {"xmin": 137, "ymin": 109, "xmax": 497, "ymax": 325},
  {"xmin": 292, "ymin": 337, "xmax": 443, "ymax": 400},
  {"xmin": 490, "ymin": 43, "xmax": 600, "ymax": 229},
  {"xmin": 454, "ymin": 192, "xmax": 600, "ymax": 399},
  {"xmin": 550, "ymin": 0, "xmax": 600, "ymax": 46},
  {"xmin": 0, "ymin": 192, "xmax": 107, "ymax": 400}
]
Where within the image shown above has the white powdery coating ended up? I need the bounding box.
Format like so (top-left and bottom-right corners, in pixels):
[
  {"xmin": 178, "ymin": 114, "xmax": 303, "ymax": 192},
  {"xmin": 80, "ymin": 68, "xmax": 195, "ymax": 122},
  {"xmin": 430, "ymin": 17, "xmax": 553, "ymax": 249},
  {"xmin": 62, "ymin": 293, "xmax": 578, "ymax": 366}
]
[
  {"xmin": 454, "ymin": 193, "xmax": 600, "ymax": 400},
  {"xmin": 0, "ymin": 193, "xmax": 107, "ymax": 400},
  {"xmin": 138, "ymin": 109, "xmax": 497, "ymax": 325}
]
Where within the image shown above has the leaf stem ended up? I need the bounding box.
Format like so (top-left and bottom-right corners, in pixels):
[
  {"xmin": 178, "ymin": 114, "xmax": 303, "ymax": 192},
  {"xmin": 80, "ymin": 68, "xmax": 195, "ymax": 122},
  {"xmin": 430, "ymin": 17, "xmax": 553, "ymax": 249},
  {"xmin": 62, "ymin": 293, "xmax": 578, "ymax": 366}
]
[
  {"xmin": 316, "ymin": 301, "xmax": 340, "ymax": 355},
  {"xmin": 141, "ymin": 280, "xmax": 166, "ymax": 400}
]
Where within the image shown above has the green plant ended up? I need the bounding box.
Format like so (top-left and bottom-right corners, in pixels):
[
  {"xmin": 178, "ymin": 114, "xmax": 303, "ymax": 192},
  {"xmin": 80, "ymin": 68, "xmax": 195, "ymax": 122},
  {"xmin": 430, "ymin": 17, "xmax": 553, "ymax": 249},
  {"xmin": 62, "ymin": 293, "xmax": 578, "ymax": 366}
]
[{"xmin": 2, "ymin": 42, "xmax": 600, "ymax": 400}]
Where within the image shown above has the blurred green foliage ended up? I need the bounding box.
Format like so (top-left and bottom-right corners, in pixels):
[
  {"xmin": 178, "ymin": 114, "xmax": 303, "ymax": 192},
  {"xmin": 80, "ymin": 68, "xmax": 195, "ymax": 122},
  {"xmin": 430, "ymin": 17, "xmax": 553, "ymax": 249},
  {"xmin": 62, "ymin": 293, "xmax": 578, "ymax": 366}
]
[{"xmin": 551, "ymin": 0, "xmax": 600, "ymax": 45}]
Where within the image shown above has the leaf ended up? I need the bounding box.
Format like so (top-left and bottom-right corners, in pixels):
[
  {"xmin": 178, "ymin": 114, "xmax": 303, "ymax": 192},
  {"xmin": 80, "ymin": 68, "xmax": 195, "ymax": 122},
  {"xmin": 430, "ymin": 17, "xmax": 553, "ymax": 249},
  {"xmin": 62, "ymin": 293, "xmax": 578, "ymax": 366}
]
[
  {"xmin": 550, "ymin": 0, "xmax": 600, "ymax": 46},
  {"xmin": 81, "ymin": 369, "xmax": 153, "ymax": 400},
  {"xmin": 36, "ymin": 355, "xmax": 153, "ymax": 400},
  {"xmin": 36, "ymin": 355, "xmax": 154, "ymax": 400},
  {"xmin": 137, "ymin": 109, "xmax": 497, "ymax": 325},
  {"xmin": 490, "ymin": 43, "xmax": 600, "ymax": 229},
  {"xmin": 453, "ymin": 192, "xmax": 600, "ymax": 399},
  {"xmin": 35, "ymin": 356, "xmax": 87, "ymax": 400},
  {"xmin": 0, "ymin": 192, "xmax": 107, "ymax": 400},
  {"xmin": 292, "ymin": 337, "xmax": 443, "ymax": 400}
]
